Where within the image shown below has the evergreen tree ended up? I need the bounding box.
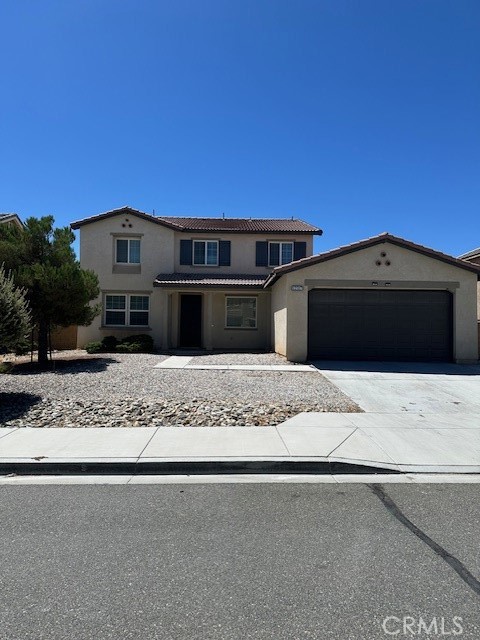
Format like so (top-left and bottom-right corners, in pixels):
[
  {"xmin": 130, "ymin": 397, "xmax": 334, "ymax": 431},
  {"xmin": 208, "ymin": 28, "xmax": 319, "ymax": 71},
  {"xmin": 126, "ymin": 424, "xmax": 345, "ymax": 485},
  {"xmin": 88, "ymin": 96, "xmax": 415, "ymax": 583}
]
[
  {"xmin": 0, "ymin": 265, "xmax": 31, "ymax": 353},
  {"xmin": 0, "ymin": 216, "xmax": 100, "ymax": 364}
]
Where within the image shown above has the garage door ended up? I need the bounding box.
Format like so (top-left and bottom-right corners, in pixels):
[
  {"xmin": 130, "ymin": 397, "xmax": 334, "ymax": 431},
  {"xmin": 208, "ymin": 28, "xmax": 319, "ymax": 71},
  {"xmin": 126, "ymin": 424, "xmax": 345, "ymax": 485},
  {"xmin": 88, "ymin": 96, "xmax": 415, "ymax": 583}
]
[{"xmin": 308, "ymin": 289, "xmax": 453, "ymax": 362}]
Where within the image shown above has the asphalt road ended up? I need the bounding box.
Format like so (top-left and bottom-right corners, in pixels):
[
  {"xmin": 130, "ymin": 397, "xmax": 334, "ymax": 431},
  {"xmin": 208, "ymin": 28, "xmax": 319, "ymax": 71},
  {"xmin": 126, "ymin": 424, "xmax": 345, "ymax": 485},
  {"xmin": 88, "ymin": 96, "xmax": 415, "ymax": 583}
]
[{"xmin": 1, "ymin": 483, "xmax": 479, "ymax": 640}]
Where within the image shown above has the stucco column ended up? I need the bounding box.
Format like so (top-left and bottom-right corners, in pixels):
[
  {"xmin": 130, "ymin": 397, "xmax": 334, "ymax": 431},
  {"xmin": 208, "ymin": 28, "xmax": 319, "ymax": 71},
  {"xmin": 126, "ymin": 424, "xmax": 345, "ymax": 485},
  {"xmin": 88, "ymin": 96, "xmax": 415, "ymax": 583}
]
[
  {"xmin": 452, "ymin": 284, "xmax": 479, "ymax": 363},
  {"xmin": 286, "ymin": 283, "xmax": 309, "ymax": 362},
  {"xmin": 204, "ymin": 292, "xmax": 214, "ymax": 350},
  {"xmin": 159, "ymin": 289, "xmax": 169, "ymax": 350}
]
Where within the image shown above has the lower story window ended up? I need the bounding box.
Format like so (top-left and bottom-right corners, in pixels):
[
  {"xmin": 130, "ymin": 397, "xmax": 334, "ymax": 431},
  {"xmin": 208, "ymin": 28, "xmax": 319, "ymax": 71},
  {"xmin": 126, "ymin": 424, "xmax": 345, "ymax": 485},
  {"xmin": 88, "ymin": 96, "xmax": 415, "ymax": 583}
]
[
  {"xmin": 225, "ymin": 297, "xmax": 257, "ymax": 329},
  {"xmin": 105, "ymin": 294, "xmax": 150, "ymax": 327}
]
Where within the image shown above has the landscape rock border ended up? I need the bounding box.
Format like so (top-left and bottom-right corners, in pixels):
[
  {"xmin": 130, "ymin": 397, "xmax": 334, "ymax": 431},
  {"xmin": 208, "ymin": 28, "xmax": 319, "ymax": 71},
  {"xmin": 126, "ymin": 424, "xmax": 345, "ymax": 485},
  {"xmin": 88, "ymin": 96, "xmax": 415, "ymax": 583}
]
[{"xmin": 0, "ymin": 397, "xmax": 357, "ymax": 428}]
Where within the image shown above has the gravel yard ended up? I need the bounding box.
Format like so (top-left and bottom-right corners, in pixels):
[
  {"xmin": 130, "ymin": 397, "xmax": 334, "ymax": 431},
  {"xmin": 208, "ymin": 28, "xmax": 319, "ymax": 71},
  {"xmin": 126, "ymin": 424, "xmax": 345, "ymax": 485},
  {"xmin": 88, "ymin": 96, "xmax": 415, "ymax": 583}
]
[
  {"xmin": 0, "ymin": 351, "xmax": 360, "ymax": 428},
  {"xmin": 190, "ymin": 352, "xmax": 305, "ymax": 365}
]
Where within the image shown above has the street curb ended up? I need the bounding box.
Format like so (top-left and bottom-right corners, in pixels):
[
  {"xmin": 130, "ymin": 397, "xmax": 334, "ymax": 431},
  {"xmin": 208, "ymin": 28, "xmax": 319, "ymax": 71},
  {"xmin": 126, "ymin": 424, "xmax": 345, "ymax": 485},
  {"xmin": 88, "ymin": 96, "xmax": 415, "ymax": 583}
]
[{"xmin": 0, "ymin": 460, "xmax": 401, "ymax": 476}]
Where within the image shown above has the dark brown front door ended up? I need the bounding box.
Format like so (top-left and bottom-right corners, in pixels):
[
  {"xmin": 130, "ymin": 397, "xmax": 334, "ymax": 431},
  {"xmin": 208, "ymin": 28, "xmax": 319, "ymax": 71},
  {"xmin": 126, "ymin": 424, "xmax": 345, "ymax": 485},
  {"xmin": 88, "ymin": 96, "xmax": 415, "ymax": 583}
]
[
  {"xmin": 308, "ymin": 289, "xmax": 453, "ymax": 362},
  {"xmin": 179, "ymin": 294, "xmax": 202, "ymax": 348}
]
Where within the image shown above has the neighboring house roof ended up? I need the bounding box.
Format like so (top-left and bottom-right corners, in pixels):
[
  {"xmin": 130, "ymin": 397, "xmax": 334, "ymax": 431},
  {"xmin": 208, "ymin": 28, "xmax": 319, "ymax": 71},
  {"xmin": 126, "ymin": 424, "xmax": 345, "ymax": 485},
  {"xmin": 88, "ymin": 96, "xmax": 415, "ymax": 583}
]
[
  {"xmin": 154, "ymin": 273, "xmax": 267, "ymax": 289},
  {"xmin": 264, "ymin": 232, "xmax": 480, "ymax": 287},
  {"xmin": 459, "ymin": 247, "xmax": 480, "ymax": 261},
  {"xmin": 70, "ymin": 206, "xmax": 322, "ymax": 234},
  {"xmin": 0, "ymin": 213, "xmax": 22, "ymax": 228}
]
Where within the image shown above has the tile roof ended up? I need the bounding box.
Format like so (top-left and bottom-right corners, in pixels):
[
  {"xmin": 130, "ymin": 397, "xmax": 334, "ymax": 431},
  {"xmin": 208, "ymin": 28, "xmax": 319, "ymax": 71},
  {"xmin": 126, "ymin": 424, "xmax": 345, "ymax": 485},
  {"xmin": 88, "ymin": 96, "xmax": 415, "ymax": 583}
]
[
  {"xmin": 70, "ymin": 206, "xmax": 321, "ymax": 234},
  {"xmin": 264, "ymin": 232, "xmax": 480, "ymax": 286},
  {"xmin": 157, "ymin": 216, "xmax": 322, "ymax": 234},
  {"xmin": 154, "ymin": 273, "xmax": 267, "ymax": 288}
]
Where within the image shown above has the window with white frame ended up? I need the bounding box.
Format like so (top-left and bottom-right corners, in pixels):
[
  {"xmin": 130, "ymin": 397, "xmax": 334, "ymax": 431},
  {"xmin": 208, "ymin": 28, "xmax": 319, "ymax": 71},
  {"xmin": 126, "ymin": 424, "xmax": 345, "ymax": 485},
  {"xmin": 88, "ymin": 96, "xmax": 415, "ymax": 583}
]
[
  {"xmin": 225, "ymin": 297, "xmax": 257, "ymax": 329},
  {"xmin": 116, "ymin": 238, "xmax": 141, "ymax": 264},
  {"xmin": 268, "ymin": 241, "xmax": 293, "ymax": 266},
  {"xmin": 193, "ymin": 240, "xmax": 218, "ymax": 266},
  {"xmin": 105, "ymin": 294, "xmax": 150, "ymax": 327}
]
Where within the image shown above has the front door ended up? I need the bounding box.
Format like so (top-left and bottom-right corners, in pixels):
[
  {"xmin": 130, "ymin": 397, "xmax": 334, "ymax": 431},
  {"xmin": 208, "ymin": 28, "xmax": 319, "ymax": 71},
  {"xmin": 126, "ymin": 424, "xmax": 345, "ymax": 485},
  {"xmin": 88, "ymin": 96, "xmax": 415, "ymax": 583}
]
[{"xmin": 179, "ymin": 294, "xmax": 202, "ymax": 348}]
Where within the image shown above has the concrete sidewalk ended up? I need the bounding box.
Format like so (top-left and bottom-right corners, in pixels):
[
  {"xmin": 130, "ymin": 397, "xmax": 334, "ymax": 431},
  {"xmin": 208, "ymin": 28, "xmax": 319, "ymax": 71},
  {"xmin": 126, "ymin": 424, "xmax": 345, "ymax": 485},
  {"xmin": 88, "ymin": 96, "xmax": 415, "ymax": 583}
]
[{"xmin": 1, "ymin": 413, "xmax": 480, "ymax": 474}]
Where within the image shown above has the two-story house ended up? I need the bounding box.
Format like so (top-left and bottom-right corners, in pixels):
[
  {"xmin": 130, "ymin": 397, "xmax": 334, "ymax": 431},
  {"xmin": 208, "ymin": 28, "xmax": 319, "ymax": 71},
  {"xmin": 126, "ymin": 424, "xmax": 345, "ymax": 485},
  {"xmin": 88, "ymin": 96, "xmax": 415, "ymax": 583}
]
[
  {"xmin": 71, "ymin": 206, "xmax": 321, "ymax": 352},
  {"xmin": 72, "ymin": 206, "xmax": 480, "ymax": 363}
]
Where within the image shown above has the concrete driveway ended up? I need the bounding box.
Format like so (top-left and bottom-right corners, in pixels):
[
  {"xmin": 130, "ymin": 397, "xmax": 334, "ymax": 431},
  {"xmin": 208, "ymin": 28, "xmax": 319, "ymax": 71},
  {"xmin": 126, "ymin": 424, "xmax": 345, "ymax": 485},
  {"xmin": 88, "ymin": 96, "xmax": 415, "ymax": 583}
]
[
  {"xmin": 313, "ymin": 361, "xmax": 480, "ymax": 414},
  {"xmin": 278, "ymin": 361, "xmax": 480, "ymax": 473}
]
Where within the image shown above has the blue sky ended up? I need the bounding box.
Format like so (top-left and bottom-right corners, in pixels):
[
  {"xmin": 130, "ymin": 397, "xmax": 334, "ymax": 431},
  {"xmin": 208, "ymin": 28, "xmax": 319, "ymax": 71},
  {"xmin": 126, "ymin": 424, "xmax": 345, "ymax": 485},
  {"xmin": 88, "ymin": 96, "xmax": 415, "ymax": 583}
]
[{"xmin": 1, "ymin": 0, "xmax": 478, "ymax": 256}]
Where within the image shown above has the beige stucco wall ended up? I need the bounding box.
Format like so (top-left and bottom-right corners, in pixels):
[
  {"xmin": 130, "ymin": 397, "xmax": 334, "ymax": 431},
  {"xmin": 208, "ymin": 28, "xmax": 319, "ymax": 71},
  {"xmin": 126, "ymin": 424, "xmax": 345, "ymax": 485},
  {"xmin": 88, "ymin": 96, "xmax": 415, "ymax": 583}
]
[
  {"xmin": 271, "ymin": 277, "xmax": 288, "ymax": 356},
  {"xmin": 165, "ymin": 290, "xmax": 271, "ymax": 350},
  {"xmin": 77, "ymin": 213, "xmax": 176, "ymax": 289},
  {"xmin": 272, "ymin": 241, "xmax": 479, "ymax": 363},
  {"xmin": 77, "ymin": 289, "xmax": 165, "ymax": 348},
  {"xmin": 77, "ymin": 213, "xmax": 175, "ymax": 347},
  {"xmin": 173, "ymin": 232, "xmax": 314, "ymax": 275}
]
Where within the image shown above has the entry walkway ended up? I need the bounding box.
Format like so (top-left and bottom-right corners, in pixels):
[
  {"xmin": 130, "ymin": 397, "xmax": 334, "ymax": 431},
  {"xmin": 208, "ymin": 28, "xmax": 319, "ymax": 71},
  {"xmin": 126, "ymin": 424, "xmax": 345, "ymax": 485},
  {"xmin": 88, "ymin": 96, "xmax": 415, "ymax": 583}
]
[{"xmin": 155, "ymin": 355, "xmax": 315, "ymax": 372}]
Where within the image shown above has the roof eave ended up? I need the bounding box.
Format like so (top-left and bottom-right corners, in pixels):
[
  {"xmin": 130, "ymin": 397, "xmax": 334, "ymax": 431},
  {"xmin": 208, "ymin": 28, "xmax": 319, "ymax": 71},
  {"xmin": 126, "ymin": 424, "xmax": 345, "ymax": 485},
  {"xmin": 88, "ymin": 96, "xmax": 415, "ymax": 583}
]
[
  {"xmin": 264, "ymin": 233, "xmax": 480, "ymax": 286},
  {"xmin": 0, "ymin": 214, "xmax": 23, "ymax": 228},
  {"xmin": 459, "ymin": 251, "xmax": 480, "ymax": 261},
  {"xmin": 263, "ymin": 273, "xmax": 277, "ymax": 288},
  {"xmin": 70, "ymin": 207, "xmax": 184, "ymax": 231},
  {"xmin": 153, "ymin": 282, "xmax": 266, "ymax": 289},
  {"xmin": 70, "ymin": 209, "xmax": 323, "ymax": 234}
]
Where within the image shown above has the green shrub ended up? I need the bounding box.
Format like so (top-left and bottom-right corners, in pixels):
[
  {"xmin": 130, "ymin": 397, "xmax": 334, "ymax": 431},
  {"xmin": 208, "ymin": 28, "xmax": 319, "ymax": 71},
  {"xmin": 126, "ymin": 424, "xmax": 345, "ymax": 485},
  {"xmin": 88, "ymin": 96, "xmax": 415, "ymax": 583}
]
[
  {"xmin": 85, "ymin": 334, "xmax": 154, "ymax": 354},
  {"xmin": 129, "ymin": 343, "xmax": 145, "ymax": 353},
  {"xmin": 120, "ymin": 334, "xmax": 154, "ymax": 352},
  {"xmin": 116, "ymin": 342, "xmax": 142, "ymax": 353},
  {"xmin": 101, "ymin": 335, "xmax": 118, "ymax": 351},
  {"xmin": 84, "ymin": 341, "xmax": 103, "ymax": 354}
]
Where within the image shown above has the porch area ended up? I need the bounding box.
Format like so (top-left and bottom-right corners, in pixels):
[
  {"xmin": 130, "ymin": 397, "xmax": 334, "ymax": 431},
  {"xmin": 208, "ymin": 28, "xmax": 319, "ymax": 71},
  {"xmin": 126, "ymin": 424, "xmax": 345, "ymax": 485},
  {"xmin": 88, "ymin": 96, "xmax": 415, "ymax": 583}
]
[{"xmin": 153, "ymin": 274, "xmax": 271, "ymax": 351}]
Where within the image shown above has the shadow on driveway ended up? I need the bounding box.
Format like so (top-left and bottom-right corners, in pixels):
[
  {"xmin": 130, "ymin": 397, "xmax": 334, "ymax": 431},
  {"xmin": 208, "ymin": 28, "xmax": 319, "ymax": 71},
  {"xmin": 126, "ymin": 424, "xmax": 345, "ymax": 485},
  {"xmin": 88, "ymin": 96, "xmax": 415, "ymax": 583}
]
[{"xmin": 309, "ymin": 361, "xmax": 480, "ymax": 376}]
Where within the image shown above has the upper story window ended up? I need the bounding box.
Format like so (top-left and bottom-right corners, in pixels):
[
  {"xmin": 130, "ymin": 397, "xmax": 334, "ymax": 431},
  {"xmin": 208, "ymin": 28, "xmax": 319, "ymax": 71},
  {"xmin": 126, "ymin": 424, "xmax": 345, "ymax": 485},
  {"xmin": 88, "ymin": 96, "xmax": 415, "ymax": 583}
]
[
  {"xmin": 255, "ymin": 240, "xmax": 307, "ymax": 267},
  {"xmin": 193, "ymin": 240, "xmax": 219, "ymax": 266},
  {"xmin": 116, "ymin": 238, "xmax": 140, "ymax": 264},
  {"xmin": 268, "ymin": 241, "xmax": 293, "ymax": 266}
]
